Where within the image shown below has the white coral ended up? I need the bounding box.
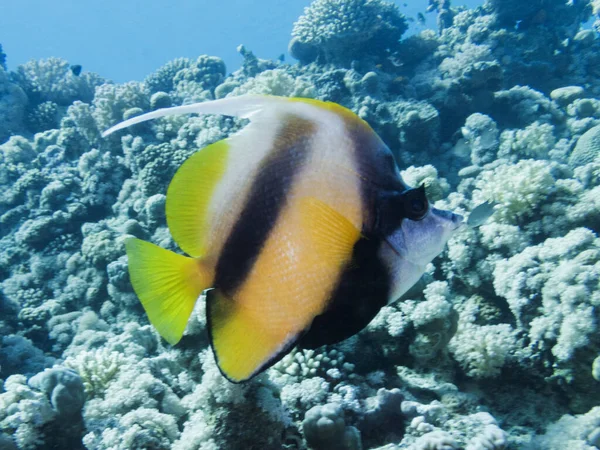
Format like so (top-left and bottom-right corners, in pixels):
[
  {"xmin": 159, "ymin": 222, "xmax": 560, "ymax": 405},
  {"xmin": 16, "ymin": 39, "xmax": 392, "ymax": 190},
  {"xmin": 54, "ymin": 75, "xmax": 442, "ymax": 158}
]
[
  {"xmin": 494, "ymin": 228, "xmax": 600, "ymax": 364},
  {"xmin": 466, "ymin": 425, "xmax": 507, "ymax": 450},
  {"xmin": 528, "ymin": 406, "xmax": 600, "ymax": 449},
  {"xmin": 230, "ymin": 69, "xmax": 315, "ymax": 98},
  {"xmin": 412, "ymin": 430, "xmax": 459, "ymax": 450},
  {"xmin": 0, "ymin": 375, "xmax": 56, "ymax": 450},
  {"xmin": 64, "ymin": 348, "xmax": 125, "ymax": 397},
  {"xmin": 473, "ymin": 159, "xmax": 556, "ymax": 223},
  {"xmin": 401, "ymin": 165, "xmax": 450, "ymax": 202},
  {"xmin": 448, "ymin": 321, "xmax": 517, "ymax": 378},
  {"xmin": 497, "ymin": 122, "xmax": 556, "ymax": 160}
]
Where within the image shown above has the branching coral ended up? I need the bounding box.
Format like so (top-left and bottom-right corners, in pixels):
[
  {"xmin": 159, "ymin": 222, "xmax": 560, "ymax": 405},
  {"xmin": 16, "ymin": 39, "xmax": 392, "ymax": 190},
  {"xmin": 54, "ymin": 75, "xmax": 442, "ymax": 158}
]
[
  {"xmin": 273, "ymin": 347, "xmax": 356, "ymax": 385},
  {"xmin": 64, "ymin": 348, "xmax": 125, "ymax": 398},
  {"xmin": 402, "ymin": 281, "xmax": 458, "ymax": 363},
  {"xmin": 472, "ymin": 159, "xmax": 556, "ymax": 224},
  {"xmin": 12, "ymin": 57, "xmax": 104, "ymax": 107},
  {"xmin": 0, "ymin": 375, "xmax": 56, "ymax": 450},
  {"xmin": 230, "ymin": 69, "xmax": 316, "ymax": 98},
  {"xmin": 92, "ymin": 82, "xmax": 149, "ymax": 133},
  {"xmin": 0, "ymin": 335, "xmax": 55, "ymax": 377},
  {"xmin": 448, "ymin": 318, "xmax": 517, "ymax": 378},
  {"xmin": 529, "ymin": 407, "xmax": 600, "ymax": 450},
  {"xmin": 497, "ymin": 122, "xmax": 556, "ymax": 161},
  {"xmin": 0, "ymin": 67, "xmax": 27, "ymax": 143},
  {"xmin": 83, "ymin": 408, "xmax": 180, "ymax": 450},
  {"xmin": 493, "ymin": 227, "xmax": 600, "ymax": 401},
  {"xmin": 144, "ymin": 55, "xmax": 225, "ymax": 102},
  {"xmin": 400, "ymin": 165, "xmax": 450, "ymax": 203}
]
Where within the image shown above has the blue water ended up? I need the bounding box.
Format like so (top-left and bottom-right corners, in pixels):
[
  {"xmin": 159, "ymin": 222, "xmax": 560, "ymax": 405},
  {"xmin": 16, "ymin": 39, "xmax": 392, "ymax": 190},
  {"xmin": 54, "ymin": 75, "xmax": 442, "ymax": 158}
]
[{"xmin": 0, "ymin": 0, "xmax": 482, "ymax": 82}]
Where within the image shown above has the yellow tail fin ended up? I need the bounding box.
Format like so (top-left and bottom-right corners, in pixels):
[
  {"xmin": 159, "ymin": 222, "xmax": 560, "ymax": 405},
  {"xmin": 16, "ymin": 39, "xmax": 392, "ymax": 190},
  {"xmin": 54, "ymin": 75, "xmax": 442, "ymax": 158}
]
[{"xmin": 126, "ymin": 238, "xmax": 212, "ymax": 345}]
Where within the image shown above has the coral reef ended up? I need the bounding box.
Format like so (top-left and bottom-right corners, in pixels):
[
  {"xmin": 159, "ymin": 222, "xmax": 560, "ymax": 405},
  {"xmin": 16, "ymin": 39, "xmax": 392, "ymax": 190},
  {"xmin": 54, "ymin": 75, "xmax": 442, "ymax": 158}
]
[
  {"xmin": 290, "ymin": 0, "xmax": 407, "ymax": 65},
  {"xmin": 303, "ymin": 403, "xmax": 362, "ymax": 450},
  {"xmin": 0, "ymin": 66, "xmax": 27, "ymax": 142},
  {"xmin": 1, "ymin": 0, "xmax": 600, "ymax": 448}
]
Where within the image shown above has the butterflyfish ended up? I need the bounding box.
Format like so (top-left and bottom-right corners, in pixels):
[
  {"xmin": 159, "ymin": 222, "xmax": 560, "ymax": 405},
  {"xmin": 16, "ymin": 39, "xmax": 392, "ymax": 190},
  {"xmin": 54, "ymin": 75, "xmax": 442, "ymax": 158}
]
[{"xmin": 103, "ymin": 95, "xmax": 464, "ymax": 383}]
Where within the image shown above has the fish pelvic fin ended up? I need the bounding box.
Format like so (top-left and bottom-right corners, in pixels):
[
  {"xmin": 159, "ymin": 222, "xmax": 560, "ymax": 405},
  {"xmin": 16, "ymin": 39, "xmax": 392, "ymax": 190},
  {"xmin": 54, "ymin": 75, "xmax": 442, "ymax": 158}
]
[
  {"xmin": 126, "ymin": 238, "xmax": 212, "ymax": 345},
  {"xmin": 206, "ymin": 289, "xmax": 298, "ymax": 383}
]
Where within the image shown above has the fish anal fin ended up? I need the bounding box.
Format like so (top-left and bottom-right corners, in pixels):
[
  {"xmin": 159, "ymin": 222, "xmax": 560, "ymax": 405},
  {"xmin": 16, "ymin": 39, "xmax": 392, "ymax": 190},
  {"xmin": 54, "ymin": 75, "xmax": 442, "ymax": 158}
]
[
  {"xmin": 126, "ymin": 238, "xmax": 212, "ymax": 345},
  {"xmin": 166, "ymin": 139, "xmax": 229, "ymax": 257},
  {"xmin": 206, "ymin": 289, "xmax": 298, "ymax": 383}
]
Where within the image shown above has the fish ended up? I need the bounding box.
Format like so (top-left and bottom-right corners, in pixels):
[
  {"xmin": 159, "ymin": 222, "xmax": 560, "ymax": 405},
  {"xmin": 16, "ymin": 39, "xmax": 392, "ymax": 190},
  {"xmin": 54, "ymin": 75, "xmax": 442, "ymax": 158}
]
[
  {"xmin": 103, "ymin": 95, "xmax": 464, "ymax": 383},
  {"xmin": 70, "ymin": 64, "xmax": 82, "ymax": 76},
  {"xmin": 467, "ymin": 200, "xmax": 497, "ymax": 228}
]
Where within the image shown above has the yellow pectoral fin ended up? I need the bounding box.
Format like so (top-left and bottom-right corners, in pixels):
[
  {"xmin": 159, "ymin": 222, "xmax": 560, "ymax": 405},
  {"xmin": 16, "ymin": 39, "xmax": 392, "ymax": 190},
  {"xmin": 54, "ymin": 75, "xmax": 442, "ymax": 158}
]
[
  {"xmin": 166, "ymin": 139, "xmax": 229, "ymax": 258},
  {"xmin": 126, "ymin": 238, "xmax": 212, "ymax": 345},
  {"xmin": 299, "ymin": 197, "xmax": 362, "ymax": 266},
  {"xmin": 206, "ymin": 289, "xmax": 298, "ymax": 383}
]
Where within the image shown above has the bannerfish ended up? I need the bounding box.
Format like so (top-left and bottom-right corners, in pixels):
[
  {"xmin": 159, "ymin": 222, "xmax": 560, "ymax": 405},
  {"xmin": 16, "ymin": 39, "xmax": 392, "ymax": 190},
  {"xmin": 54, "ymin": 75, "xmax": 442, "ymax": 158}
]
[{"xmin": 103, "ymin": 95, "xmax": 464, "ymax": 383}]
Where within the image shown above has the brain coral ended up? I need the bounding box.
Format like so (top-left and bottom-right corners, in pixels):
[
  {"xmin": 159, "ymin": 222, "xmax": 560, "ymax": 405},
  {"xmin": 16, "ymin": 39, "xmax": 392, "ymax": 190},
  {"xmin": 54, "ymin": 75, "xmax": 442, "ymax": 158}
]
[
  {"xmin": 290, "ymin": 0, "xmax": 407, "ymax": 64},
  {"xmin": 569, "ymin": 124, "xmax": 600, "ymax": 167}
]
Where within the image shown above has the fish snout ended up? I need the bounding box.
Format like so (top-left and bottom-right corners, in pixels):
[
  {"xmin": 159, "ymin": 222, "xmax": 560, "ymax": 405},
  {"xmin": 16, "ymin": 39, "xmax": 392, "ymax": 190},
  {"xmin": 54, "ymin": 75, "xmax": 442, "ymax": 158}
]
[
  {"xmin": 450, "ymin": 212, "xmax": 465, "ymax": 230},
  {"xmin": 430, "ymin": 207, "xmax": 464, "ymax": 231}
]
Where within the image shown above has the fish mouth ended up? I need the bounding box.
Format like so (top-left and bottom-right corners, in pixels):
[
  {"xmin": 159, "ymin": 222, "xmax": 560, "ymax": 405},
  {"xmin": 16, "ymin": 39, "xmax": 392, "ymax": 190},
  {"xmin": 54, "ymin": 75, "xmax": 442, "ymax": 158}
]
[
  {"xmin": 431, "ymin": 207, "xmax": 464, "ymax": 231},
  {"xmin": 382, "ymin": 236, "xmax": 402, "ymax": 257},
  {"xmin": 450, "ymin": 213, "xmax": 465, "ymax": 231}
]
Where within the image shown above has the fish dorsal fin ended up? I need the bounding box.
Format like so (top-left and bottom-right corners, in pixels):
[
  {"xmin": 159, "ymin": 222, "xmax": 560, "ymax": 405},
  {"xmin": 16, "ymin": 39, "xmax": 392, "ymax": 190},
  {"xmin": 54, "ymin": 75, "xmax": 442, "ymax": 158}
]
[
  {"xmin": 126, "ymin": 238, "xmax": 212, "ymax": 345},
  {"xmin": 299, "ymin": 197, "xmax": 362, "ymax": 267},
  {"xmin": 103, "ymin": 94, "xmax": 399, "ymax": 205},
  {"xmin": 102, "ymin": 95, "xmax": 310, "ymax": 137},
  {"xmin": 206, "ymin": 289, "xmax": 298, "ymax": 383},
  {"xmin": 166, "ymin": 139, "xmax": 229, "ymax": 257}
]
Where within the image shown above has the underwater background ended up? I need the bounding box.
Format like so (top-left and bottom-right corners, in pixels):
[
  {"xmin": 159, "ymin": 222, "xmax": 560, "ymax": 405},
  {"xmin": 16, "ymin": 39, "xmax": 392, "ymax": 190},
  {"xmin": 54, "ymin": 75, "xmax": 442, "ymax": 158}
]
[{"xmin": 1, "ymin": 0, "xmax": 600, "ymax": 448}]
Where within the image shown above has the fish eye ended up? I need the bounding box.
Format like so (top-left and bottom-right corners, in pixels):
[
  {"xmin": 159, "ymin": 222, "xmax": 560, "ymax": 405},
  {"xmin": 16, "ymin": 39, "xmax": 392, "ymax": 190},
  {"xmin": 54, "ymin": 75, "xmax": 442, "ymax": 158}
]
[
  {"xmin": 401, "ymin": 185, "xmax": 428, "ymax": 221},
  {"xmin": 411, "ymin": 198, "xmax": 426, "ymax": 214}
]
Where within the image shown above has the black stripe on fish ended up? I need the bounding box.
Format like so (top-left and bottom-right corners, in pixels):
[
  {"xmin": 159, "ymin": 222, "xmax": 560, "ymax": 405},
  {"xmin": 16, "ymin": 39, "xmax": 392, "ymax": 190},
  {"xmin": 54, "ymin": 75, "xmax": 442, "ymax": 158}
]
[
  {"xmin": 344, "ymin": 117, "xmax": 407, "ymax": 235},
  {"xmin": 298, "ymin": 235, "xmax": 391, "ymax": 349},
  {"xmin": 214, "ymin": 115, "xmax": 315, "ymax": 295},
  {"xmin": 297, "ymin": 118, "xmax": 404, "ymax": 348}
]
